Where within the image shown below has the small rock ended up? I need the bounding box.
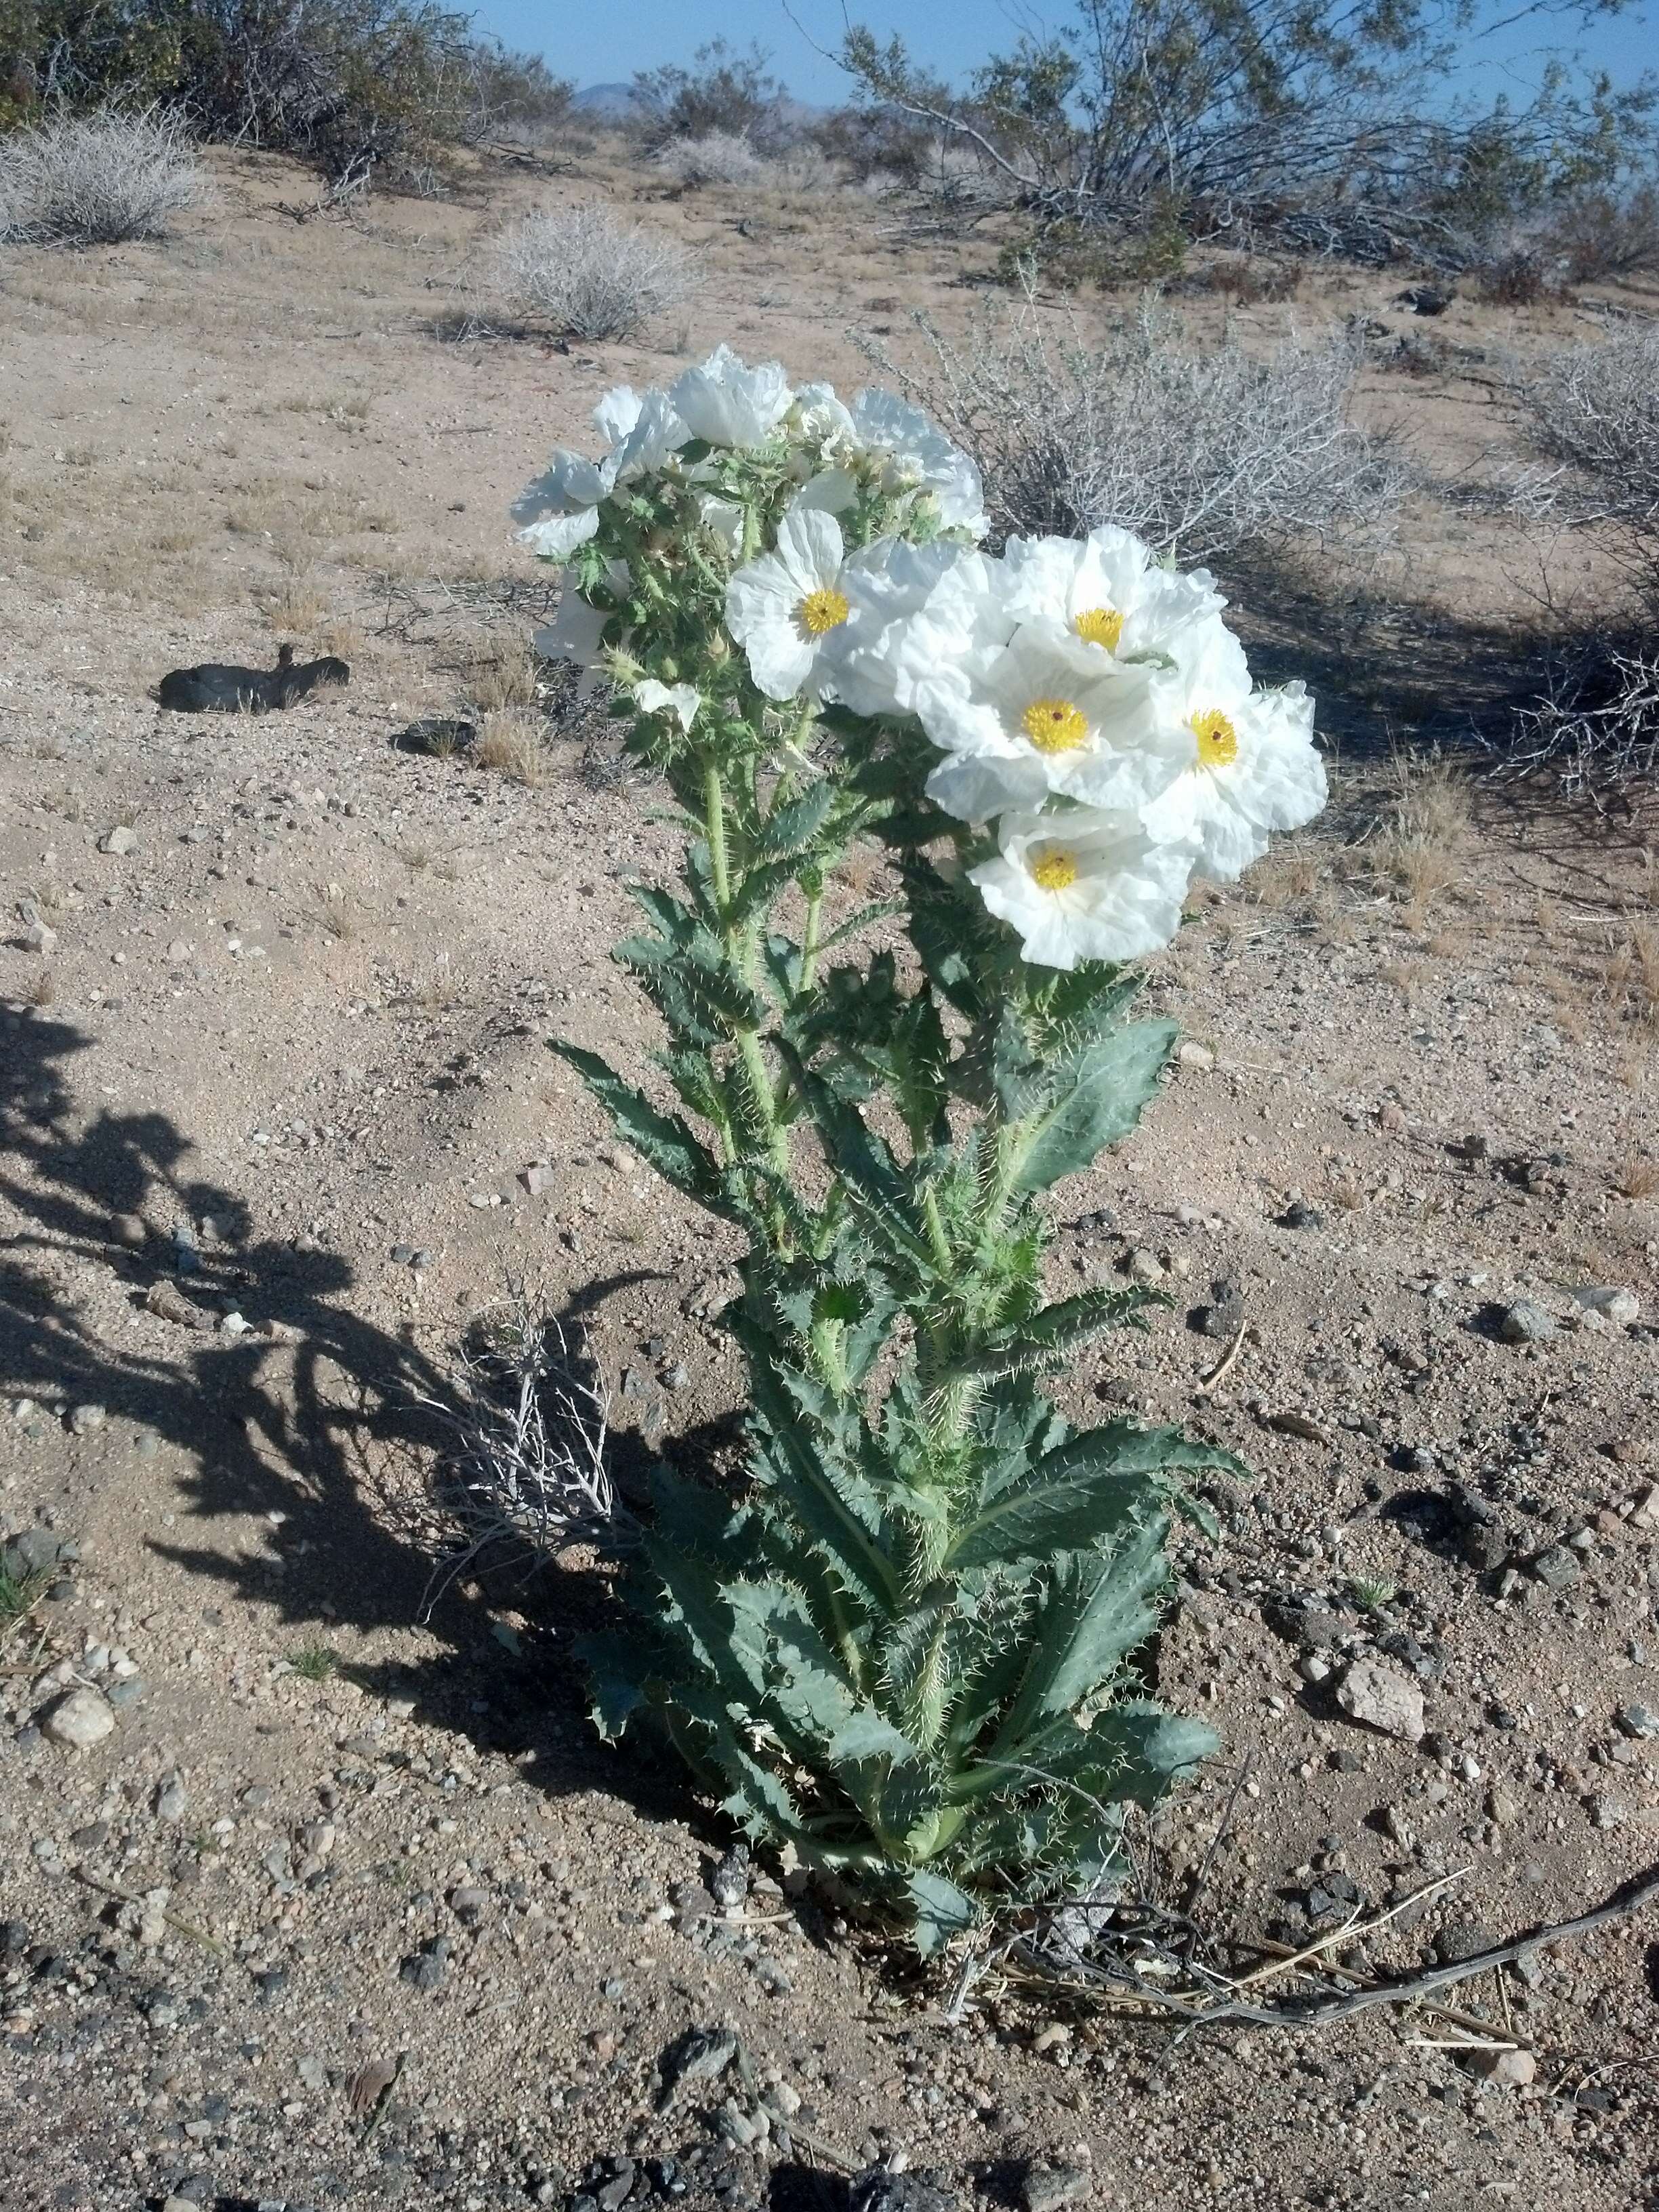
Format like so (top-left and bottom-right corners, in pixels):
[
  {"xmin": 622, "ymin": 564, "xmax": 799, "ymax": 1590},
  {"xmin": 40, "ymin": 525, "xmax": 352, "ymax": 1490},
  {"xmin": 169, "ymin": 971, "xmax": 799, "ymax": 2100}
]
[
  {"xmin": 1124, "ymin": 1246, "xmax": 1165, "ymax": 1286},
  {"xmin": 1336, "ymin": 1659, "xmax": 1425, "ymax": 1743},
  {"xmin": 1279, "ymin": 1199, "xmax": 1325, "ymax": 1231},
  {"xmin": 449, "ymin": 1885, "xmax": 489, "ymax": 1925},
  {"xmin": 1572, "ymin": 1285, "xmax": 1639, "ymax": 1328},
  {"xmin": 519, "ymin": 1162, "xmax": 554, "ymax": 1197},
  {"xmin": 1176, "ymin": 1040, "xmax": 1215, "ymax": 1073},
  {"xmin": 1615, "ymin": 1702, "xmax": 1659, "ymax": 1739},
  {"xmin": 656, "ymin": 2024, "xmax": 740, "ymax": 2112},
  {"xmin": 1021, "ymin": 2165, "xmax": 1091, "ymax": 2212},
  {"xmin": 1473, "ymin": 2047, "xmax": 1536, "ymax": 2089},
  {"xmin": 1500, "ymin": 1300, "xmax": 1556, "ymax": 1345},
  {"xmin": 156, "ymin": 1775, "xmax": 189, "ymax": 1822},
  {"xmin": 399, "ymin": 1936, "xmax": 451, "ymax": 1992},
  {"xmin": 1435, "ymin": 1920, "xmax": 1498, "ymax": 1965},
  {"xmin": 41, "ymin": 1687, "xmax": 116, "ymax": 1750},
  {"xmin": 710, "ymin": 1840, "xmax": 750, "ymax": 1913},
  {"xmin": 1530, "ymin": 1544, "xmax": 1581, "ymax": 1591},
  {"xmin": 67, "ymin": 1402, "xmax": 105, "ymax": 1437},
  {"xmin": 851, "ymin": 2171, "xmax": 959, "ymax": 2212},
  {"xmin": 98, "ymin": 824, "xmax": 138, "ymax": 856}
]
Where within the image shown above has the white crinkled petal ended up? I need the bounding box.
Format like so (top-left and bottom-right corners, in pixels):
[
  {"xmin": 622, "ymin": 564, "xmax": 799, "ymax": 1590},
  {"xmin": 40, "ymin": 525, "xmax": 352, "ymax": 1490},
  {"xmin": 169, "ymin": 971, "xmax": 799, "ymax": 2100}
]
[
  {"xmin": 610, "ymin": 390, "xmax": 691, "ymax": 480},
  {"xmin": 790, "ymin": 468, "xmax": 859, "ymax": 516},
  {"xmin": 697, "ymin": 495, "xmax": 747, "ymax": 556},
  {"xmin": 671, "ymin": 344, "xmax": 794, "ymax": 448},
  {"xmin": 516, "ymin": 506, "xmax": 601, "ymax": 561},
  {"xmin": 634, "ymin": 679, "xmax": 701, "ymax": 731},
  {"xmin": 593, "ymin": 386, "xmax": 644, "ymax": 446},
  {"xmin": 968, "ymin": 808, "xmax": 1195, "ymax": 970},
  {"xmin": 511, "ymin": 450, "xmax": 609, "ymax": 526}
]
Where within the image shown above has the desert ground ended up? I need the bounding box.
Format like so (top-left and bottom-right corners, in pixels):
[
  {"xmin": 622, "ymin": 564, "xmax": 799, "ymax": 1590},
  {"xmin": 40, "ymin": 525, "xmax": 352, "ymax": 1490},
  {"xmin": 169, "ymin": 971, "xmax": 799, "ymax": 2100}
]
[{"xmin": 2, "ymin": 137, "xmax": 1658, "ymax": 2212}]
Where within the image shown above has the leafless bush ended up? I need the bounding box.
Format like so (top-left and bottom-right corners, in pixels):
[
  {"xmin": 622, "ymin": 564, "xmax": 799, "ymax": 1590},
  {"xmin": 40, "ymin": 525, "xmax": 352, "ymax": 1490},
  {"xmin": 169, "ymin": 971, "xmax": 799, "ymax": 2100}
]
[
  {"xmin": 492, "ymin": 203, "xmax": 699, "ymax": 340},
  {"xmin": 653, "ymin": 130, "xmax": 765, "ymax": 188},
  {"xmin": 417, "ymin": 1290, "xmax": 619, "ymax": 1597},
  {"xmin": 0, "ymin": 111, "xmax": 205, "ymax": 245},
  {"xmin": 1540, "ymin": 186, "xmax": 1659, "ymax": 285},
  {"xmin": 1500, "ymin": 633, "xmax": 1659, "ymax": 798},
  {"xmin": 1509, "ymin": 326, "xmax": 1659, "ymax": 542},
  {"xmin": 880, "ymin": 279, "xmax": 1408, "ymax": 566}
]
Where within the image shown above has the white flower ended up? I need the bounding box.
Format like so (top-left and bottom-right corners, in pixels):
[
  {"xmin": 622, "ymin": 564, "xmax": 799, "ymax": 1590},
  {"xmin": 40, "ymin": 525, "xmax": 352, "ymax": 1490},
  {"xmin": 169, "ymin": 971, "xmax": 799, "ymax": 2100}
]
[
  {"xmin": 1138, "ymin": 621, "xmax": 1326, "ymax": 880},
  {"xmin": 697, "ymin": 494, "xmax": 747, "ymax": 556},
  {"xmin": 512, "ymin": 388, "xmax": 689, "ymax": 560},
  {"xmin": 725, "ymin": 508, "xmax": 855, "ymax": 701},
  {"xmin": 516, "ymin": 504, "xmax": 601, "ymax": 562},
  {"xmin": 671, "ymin": 345, "xmax": 794, "ymax": 449},
  {"xmin": 532, "ymin": 559, "xmax": 630, "ymax": 700},
  {"xmin": 790, "ymin": 382, "xmax": 856, "ymax": 447},
  {"xmin": 812, "ymin": 538, "xmax": 975, "ymax": 717},
  {"xmin": 848, "ymin": 388, "xmax": 988, "ymax": 537},
  {"xmin": 920, "ymin": 619, "xmax": 1183, "ymax": 824},
  {"xmin": 970, "ymin": 808, "xmax": 1195, "ymax": 970},
  {"xmin": 533, "ymin": 592, "xmax": 609, "ymax": 699},
  {"xmin": 789, "ymin": 468, "xmax": 859, "ymax": 518},
  {"xmin": 1000, "ymin": 526, "xmax": 1225, "ymax": 662},
  {"xmin": 634, "ymin": 679, "xmax": 701, "ymax": 731},
  {"xmin": 592, "ymin": 386, "xmax": 644, "ymax": 445},
  {"xmin": 608, "ymin": 388, "xmax": 691, "ymax": 479}
]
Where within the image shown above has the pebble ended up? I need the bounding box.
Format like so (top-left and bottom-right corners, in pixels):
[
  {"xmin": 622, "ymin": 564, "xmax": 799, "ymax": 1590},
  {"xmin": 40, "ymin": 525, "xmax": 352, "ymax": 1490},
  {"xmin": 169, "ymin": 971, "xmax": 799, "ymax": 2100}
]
[
  {"xmin": 1474, "ymin": 2047, "xmax": 1536, "ymax": 2089},
  {"xmin": 1176, "ymin": 1041, "xmax": 1215, "ymax": 1072},
  {"xmin": 520, "ymin": 1162, "xmax": 554, "ymax": 1196},
  {"xmin": 40, "ymin": 1687, "xmax": 116, "ymax": 1749},
  {"xmin": 1572, "ymin": 1285, "xmax": 1639, "ymax": 1328},
  {"xmin": 1530, "ymin": 1544, "xmax": 1581, "ymax": 1591},
  {"xmin": 1616, "ymin": 1702, "xmax": 1659, "ymax": 1739},
  {"xmin": 98, "ymin": 824, "xmax": 138, "ymax": 855},
  {"xmin": 1335, "ymin": 1659, "xmax": 1425, "ymax": 1742},
  {"xmin": 156, "ymin": 1774, "xmax": 189, "ymax": 1820},
  {"xmin": 1500, "ymin": 1300, "xmax": 1556, "ymax": 1345},
  {"xmin": 1022, "ymin": 2165, "xmax": 1092, "ymax": 2212},
  {"xmin": 400, "ymin": 1936, "xmax": 451, "ymax": 1991}
]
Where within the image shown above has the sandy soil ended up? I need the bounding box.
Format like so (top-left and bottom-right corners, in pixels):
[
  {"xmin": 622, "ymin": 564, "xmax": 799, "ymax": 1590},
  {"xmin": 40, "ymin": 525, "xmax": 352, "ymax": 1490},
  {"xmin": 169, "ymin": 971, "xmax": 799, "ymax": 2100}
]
[{"xmin": 2, "ymin": 140, "xmax": 1658, "ymax": 2212}]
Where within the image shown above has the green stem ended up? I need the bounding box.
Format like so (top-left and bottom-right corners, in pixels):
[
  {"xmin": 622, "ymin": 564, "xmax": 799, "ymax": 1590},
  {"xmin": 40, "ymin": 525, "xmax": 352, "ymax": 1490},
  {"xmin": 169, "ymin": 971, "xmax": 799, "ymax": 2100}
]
[
  {"xmin": 703, "ymin": 758, "xmax": 731, "ymax": 916},
  {"xmin": 798, "ymin": 884, "xmax": 823, "ymax": 996}
]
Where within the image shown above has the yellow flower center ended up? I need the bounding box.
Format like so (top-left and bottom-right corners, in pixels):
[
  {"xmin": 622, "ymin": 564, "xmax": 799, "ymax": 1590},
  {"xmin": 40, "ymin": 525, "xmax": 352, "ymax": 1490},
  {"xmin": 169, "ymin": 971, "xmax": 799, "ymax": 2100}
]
[
  {"xmin": 1021, "ymin": 697, "xmax": 1088, "ymax": 753},
  {"xmin": 1191, "ymin": 708, "xmax": 1239, "ymax": 768},
  {"xmin": 1030, "ymin": 849, "xmax": 1079, "ymax": 893},
  {"xmin": 1073, "ymin": 605, "xmax": 1124, "ymax": 652},
  {"xmin": 798, "ymin": 586, "xmax": 850, "ymax": 636}
]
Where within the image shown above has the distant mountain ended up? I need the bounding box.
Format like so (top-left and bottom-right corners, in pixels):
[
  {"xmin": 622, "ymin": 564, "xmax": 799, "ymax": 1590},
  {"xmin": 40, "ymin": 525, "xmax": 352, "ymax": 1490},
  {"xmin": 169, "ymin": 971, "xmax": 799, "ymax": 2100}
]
[{"xmin": 573, "ymin": 83, "xmax": 643, "ymax": 119}]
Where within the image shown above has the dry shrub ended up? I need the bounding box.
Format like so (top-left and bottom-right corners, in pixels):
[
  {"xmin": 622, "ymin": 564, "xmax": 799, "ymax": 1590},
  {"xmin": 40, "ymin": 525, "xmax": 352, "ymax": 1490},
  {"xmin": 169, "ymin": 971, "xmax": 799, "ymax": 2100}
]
[
  {"xmin": 492, "ymin": 202, "xmax": 699, "ymax": 340},
  {"xmin": 418, "ymin": 1292, "xmax": 616, "ymax": 1599},
  {"xmin": 886, "ymin": 282, "xmax": 1408, "ymax": 567},
  {"xmin": 476, "ymin": 708, "xmax": 546, "ymax": 783},
  {"xmin": 1540, "ymin": 186, "xmax": 1659, "ymax": 285},
  {"xmin": 1475, "ymin": 246, "xmax": 1559, "ymax": 306},
  {"xmin": 465, "ymin": 633, "xmax": 539, "ymax": 714},
  {"xmin": 1372, "ymin": 752, "xmax": 1471, "ymax": 930},
  {"xmin": 1511, "ymin": 326, "xmax": 1659, "ymax": 539},
  {"xmin": 0, "ymin": 110, "xmax": 205, "ymax": 245},
  {"xmin": 652, "ymin": 131, "xmax": 764, "ymax": 188},
  {"xmin": 1503, "ymin": 327, "xmax": 1659, "ymax": 794}
]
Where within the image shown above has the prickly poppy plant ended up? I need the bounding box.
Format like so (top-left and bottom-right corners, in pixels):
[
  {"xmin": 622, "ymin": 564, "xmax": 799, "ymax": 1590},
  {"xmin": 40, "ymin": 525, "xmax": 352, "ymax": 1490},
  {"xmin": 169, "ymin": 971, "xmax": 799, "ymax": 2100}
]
[{"xmin": 512, "ymin": 344, "xmax": 1324, "ymax": 1949}]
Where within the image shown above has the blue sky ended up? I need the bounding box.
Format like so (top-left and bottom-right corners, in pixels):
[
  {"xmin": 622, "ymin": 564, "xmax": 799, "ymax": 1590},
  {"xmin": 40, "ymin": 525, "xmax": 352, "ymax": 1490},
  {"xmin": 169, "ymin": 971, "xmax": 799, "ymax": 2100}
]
[{"xmin": 476, "ymin": 0, "xmax": 1652, "ymax": 108}]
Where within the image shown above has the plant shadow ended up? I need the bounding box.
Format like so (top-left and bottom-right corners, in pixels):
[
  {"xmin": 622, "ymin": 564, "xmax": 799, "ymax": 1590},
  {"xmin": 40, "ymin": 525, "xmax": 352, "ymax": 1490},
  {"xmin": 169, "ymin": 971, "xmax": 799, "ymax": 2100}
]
[{"xmin": 0, "ymin": 1006, "xmax": 724, "ymax": 1834}]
